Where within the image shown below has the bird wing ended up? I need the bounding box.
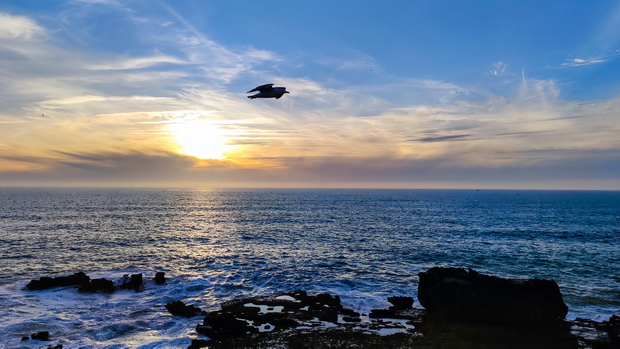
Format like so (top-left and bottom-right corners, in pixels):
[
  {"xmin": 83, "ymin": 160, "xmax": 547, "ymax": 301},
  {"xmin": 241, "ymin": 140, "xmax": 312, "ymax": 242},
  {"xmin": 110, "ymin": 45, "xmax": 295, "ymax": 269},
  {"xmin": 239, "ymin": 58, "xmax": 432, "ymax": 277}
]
[{"xmin": 247, "ymin": 83, "xmax": 274, "ymax": 93}]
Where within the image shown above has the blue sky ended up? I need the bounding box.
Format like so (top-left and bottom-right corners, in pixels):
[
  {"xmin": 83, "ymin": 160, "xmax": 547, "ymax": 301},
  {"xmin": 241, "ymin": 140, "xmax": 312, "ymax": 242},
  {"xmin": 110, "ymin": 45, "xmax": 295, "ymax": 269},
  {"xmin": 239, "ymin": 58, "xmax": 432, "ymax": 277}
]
[{"xmin": 0, "ymin": 0, "xmax": 619, "ymax": 188}]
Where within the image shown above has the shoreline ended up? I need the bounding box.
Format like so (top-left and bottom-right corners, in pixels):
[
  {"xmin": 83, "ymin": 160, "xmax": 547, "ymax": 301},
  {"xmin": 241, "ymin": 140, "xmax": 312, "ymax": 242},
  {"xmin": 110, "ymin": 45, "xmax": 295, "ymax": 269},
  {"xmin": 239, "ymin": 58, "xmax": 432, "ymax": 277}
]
[{"xmin": 10, "ymin": 269, "xmax": 619, "ymax": 349}]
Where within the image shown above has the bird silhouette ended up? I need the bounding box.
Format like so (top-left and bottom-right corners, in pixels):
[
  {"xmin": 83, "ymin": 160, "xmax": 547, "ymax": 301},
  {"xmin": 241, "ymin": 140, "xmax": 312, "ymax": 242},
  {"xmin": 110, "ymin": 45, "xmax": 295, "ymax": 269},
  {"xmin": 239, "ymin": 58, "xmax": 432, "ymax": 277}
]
[{"xmin": 247, "ymin": 84, "xmax": 289, "ymax": 99}]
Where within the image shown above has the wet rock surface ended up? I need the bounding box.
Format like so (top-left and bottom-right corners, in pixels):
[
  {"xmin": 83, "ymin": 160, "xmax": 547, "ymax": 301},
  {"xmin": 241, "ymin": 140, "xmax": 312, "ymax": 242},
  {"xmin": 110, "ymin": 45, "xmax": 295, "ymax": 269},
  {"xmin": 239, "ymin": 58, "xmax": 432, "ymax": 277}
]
[{"xmin": 194, "ymin": 290, "xmax": 422, "ymax": 348}]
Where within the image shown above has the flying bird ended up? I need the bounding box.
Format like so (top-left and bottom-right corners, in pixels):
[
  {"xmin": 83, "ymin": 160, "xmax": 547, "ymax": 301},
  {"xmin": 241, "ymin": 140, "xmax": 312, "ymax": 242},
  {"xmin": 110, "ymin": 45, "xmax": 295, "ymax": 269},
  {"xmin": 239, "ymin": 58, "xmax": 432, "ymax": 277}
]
[{"xmin": 247, "ymin": 84, "xmax": 289, "ymax": 99}]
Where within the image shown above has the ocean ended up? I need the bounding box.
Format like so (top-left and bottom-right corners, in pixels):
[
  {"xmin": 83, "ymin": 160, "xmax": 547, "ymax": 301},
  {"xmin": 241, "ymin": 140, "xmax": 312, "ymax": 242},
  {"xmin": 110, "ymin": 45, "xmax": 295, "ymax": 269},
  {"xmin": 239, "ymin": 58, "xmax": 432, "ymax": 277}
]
[{"xmin": 0, "ymin": 188, "xmax": 618, "ymax": 348}]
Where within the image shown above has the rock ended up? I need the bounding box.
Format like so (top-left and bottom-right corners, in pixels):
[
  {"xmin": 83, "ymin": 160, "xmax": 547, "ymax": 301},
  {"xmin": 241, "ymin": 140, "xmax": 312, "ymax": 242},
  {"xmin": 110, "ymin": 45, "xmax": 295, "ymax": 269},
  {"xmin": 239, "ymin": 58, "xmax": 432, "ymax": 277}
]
[
  {"xmin": 418, "ymin": 267, "xmax": 568, "ymax": 325},
  {"xmin": 154, "ymin": 272, "xmax": 166, "ymax": 285},
  {"xmin": 120, "ymin": 273, "xmax": 143, "ymax": 292},
  {"xmin": 195, "ymin": 290, "xmax": 362, "ymax": 342},
  {"xmin": 369, "ymin": 307, "xmax": 422, "ymax": 320},
  {"xmin": 78, "ymin": 278, "xmax": 115, "ymax": 293},
  {"xmin": 595, "ymin": 315, "xmax": 620, "ymax": 345},
  {"xmin": 387, "ymin": 296, "xmax": 414, "ymax": 310},
  {"xmin": 188, "ymin": 339, "xmax": 209, "ymax": 349},
  {"xmin": 26, "ymin": 272, "xmax": 90, "ymax": 290},
  {"xmin": 31, "ymin": 331, "xmax": 50, "ymax": 341},
  {"xmin": 166, "ymin": 300, "xmax": 206, "ymax": 318},
  {"xmin": 197, "ymin": 311, "xmax": 258, "ymax": 339}
]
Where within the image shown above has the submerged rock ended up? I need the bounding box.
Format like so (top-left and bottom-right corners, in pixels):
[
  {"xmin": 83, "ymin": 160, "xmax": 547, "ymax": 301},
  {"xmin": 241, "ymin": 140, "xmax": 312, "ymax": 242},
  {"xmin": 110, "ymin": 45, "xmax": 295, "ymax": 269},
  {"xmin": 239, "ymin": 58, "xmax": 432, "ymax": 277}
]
[
  {"xmin": 418, "ymin": 267, "xmax": 568, "ymax": 325},
  {"xmin": 26, "ymin": 272, "xmax": 90, "ymax": 290}
]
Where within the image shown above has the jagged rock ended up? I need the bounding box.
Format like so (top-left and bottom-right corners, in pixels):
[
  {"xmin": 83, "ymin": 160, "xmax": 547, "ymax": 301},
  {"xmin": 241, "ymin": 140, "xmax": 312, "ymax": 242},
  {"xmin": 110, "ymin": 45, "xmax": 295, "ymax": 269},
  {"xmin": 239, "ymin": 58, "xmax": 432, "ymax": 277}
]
[
  {"xmin": 418, "ymin": 267, "xmax": 568, "ymax": 325},
  {"xmin": 120, "ymin": 273, "xmax": 143, "ymax": 292},
  {"xmin": 154, "ymin": 272, "xmax": 166, "ymax": 285},
  {"xmin": 26, "ymin": 272, "xmax": 90, "ymax": 290},
  {"xmin": 387, "ymin": 296, "xmax": 414, "ymax": 310},
  {"xmin": 26, "ymin": 331, "xmax": 50, "ymax": 341},
  {"xmin": 166, "ymin": 300, "xmax": 206, "ymax": 318},
  {"xmin": 78, "ymin": 278, "xmax": 115, "ymax": 293}
]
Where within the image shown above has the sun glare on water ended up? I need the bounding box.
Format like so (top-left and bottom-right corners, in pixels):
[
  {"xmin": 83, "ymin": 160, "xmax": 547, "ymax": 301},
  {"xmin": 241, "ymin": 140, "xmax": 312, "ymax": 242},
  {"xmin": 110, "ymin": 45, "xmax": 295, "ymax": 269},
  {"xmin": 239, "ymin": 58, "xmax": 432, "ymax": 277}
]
[{"xmin": 170, "ymin": 120, "xmax": 237, "ymax": 160}]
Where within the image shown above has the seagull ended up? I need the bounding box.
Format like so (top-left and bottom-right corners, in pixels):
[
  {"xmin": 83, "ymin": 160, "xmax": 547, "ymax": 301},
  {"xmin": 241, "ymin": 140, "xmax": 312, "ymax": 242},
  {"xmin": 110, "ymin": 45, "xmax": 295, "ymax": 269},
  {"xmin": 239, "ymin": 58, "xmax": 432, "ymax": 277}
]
[{"xmin": 247, "ymin": 83, "xmax": 289, "ymax": 99}]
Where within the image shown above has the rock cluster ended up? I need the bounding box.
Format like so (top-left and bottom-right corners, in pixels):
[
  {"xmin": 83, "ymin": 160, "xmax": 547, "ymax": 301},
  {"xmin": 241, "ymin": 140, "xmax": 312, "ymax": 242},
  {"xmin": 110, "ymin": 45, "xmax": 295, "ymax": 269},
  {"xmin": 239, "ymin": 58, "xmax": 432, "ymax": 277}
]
[
  {"xmin": 26, "ymin": 272, "xmax": 90, "ymax": 290},
  {"xmin": 196, "ymin": 290, "xmax": 361, "ymax": 341},
  {"xmin": 25, "ymin": 271, "xmax": 166, "ymax": 293},
  {"xmin": 20, "ymin": 268, "xmax": 619, "ymax": 349}
]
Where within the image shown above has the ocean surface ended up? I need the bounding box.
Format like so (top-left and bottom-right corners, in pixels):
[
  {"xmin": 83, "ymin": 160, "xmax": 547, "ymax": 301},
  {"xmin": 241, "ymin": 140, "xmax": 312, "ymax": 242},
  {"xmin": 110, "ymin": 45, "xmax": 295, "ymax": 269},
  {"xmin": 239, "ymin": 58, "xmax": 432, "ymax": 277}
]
[{"xmin": 0, "ymin": 188, "xmax": 618, "ymax": 348}]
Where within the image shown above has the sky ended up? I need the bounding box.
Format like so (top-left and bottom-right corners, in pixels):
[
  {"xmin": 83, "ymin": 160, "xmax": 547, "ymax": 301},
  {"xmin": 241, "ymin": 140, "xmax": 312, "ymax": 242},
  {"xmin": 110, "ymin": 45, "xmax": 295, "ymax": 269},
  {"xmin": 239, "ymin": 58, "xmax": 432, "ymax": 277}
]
[{"xmin": 1, "ymin": 0, "xmax": 620, "ymax": 189}]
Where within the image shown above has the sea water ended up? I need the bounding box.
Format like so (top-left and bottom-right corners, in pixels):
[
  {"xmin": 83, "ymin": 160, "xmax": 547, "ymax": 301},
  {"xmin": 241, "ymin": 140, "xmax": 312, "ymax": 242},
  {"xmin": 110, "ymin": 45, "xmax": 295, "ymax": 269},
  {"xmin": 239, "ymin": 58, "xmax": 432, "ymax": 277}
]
[{"xmin": 0, "ymin": 188, "xmax": 618, "ymax": 347}]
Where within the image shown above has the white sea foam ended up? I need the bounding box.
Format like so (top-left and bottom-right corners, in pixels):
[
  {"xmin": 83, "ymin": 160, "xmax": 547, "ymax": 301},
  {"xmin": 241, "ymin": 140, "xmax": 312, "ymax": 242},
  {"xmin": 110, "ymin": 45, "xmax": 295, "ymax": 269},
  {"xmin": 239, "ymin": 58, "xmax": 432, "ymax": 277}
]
[{"xmin": 244, "ymin": 303, "xmax": 284, "ymax": 314}]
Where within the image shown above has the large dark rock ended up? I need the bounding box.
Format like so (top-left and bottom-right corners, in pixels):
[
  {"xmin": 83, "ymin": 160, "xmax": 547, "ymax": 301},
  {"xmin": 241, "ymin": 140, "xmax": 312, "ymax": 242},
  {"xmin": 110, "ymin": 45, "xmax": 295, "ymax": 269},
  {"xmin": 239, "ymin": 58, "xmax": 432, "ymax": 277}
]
[
  {"xmin": 26, "ymin": 272, "xmax": 90, "ymax": 290},
  {"xmin": 418, "ymin": 267, "xmax": 568, "ymax": 325}
]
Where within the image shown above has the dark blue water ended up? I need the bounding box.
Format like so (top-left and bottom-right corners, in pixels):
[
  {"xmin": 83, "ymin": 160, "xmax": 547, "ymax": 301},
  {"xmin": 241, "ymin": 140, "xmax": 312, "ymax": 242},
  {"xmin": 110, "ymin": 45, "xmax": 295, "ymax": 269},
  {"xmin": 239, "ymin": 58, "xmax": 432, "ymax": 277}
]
[{"xmin": 0, "ymin": 188, "xmax": 618, "ymax": 347}]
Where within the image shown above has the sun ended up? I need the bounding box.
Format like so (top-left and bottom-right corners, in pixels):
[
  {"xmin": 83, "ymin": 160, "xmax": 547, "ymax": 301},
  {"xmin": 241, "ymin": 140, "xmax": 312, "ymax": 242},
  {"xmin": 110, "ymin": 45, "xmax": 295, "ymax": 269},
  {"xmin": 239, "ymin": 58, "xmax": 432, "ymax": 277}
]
[{"xmin": 170, "ymin": 120, "xmax": 236, "ymax": 160}]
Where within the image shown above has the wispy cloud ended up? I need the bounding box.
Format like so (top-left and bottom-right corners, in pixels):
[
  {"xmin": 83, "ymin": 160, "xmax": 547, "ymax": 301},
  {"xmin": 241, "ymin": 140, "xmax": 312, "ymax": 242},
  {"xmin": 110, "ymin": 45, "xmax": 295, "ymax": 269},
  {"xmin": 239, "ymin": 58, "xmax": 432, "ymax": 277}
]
[
  {"xmin": 0, "ymin": 13, "xmax": 45, "ymax": 40},
  {"xmin": 87, "ymin": 55, "xmax": 188, "ymax": 70},
  {"xmin": 561, "ymin": 57, "xmax": 607, "ymax": 67},
  {"xmin": 488, "ymin": 61, "xmax": 512, "ymax": 76}
]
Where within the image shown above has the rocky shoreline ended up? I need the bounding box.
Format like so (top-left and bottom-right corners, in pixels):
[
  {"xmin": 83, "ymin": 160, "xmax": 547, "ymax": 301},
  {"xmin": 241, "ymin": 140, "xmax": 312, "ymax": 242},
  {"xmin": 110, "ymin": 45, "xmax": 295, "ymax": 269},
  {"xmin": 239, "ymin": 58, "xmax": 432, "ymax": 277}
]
[{"xmin": 21, "ymin": 268, "xmax": 619, "ymax": 348}]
